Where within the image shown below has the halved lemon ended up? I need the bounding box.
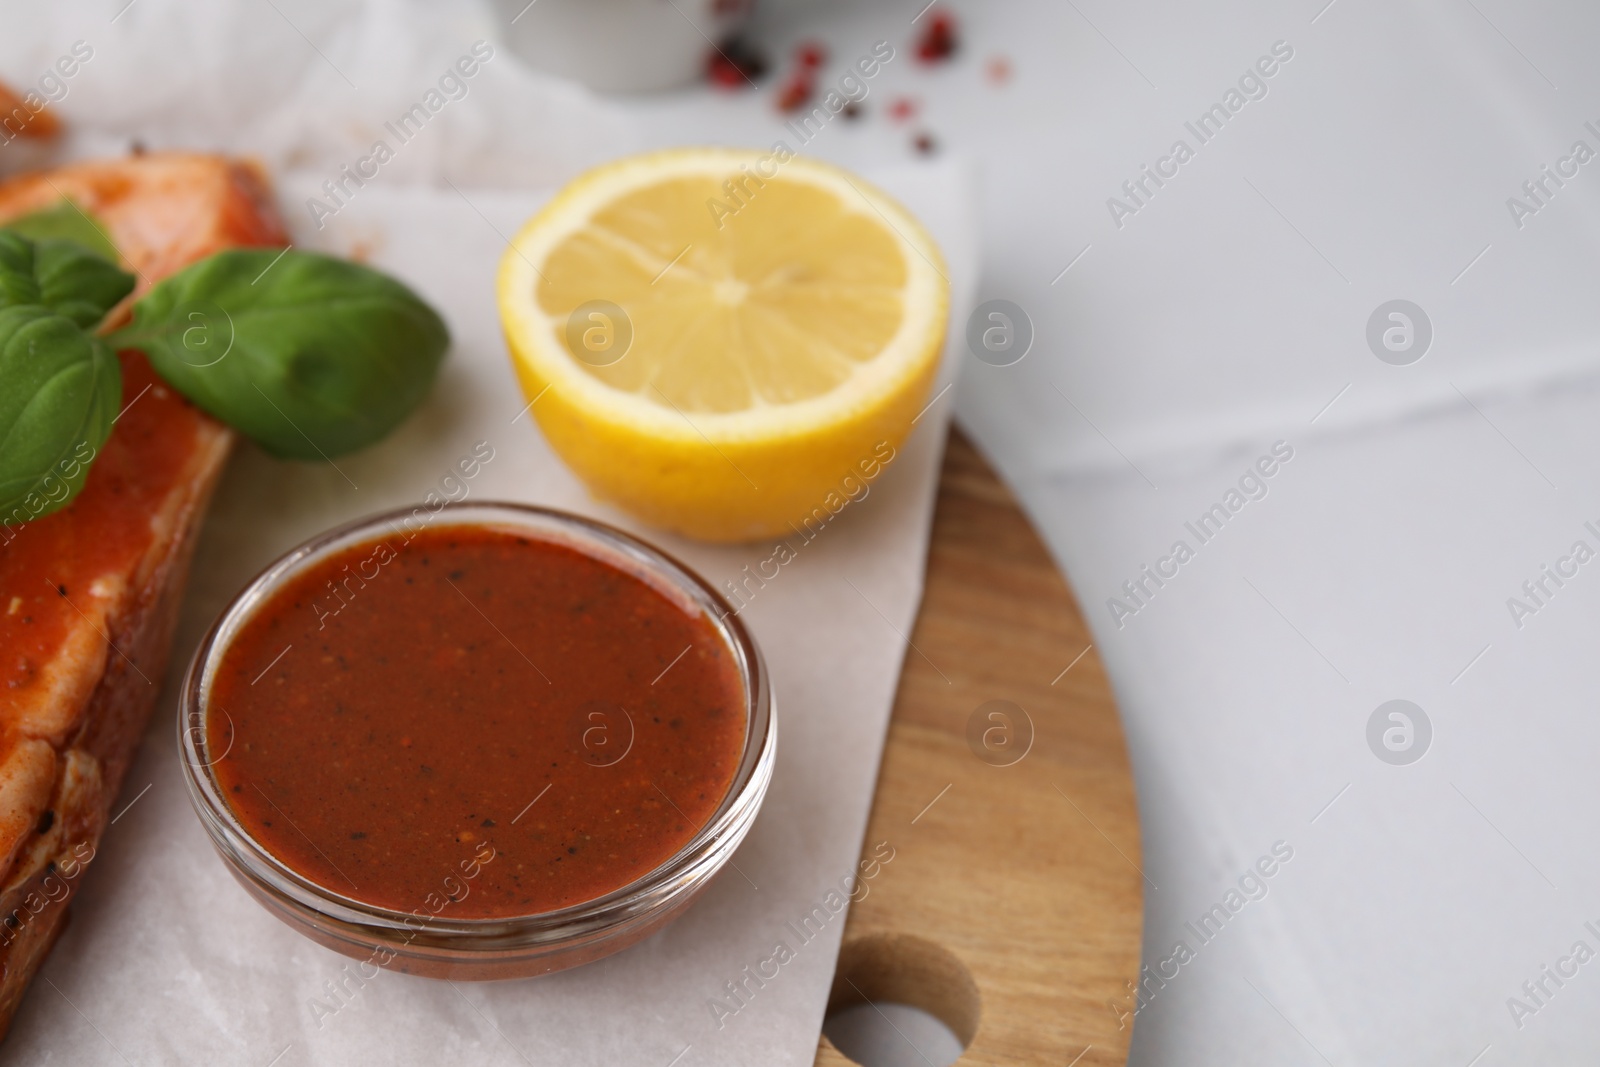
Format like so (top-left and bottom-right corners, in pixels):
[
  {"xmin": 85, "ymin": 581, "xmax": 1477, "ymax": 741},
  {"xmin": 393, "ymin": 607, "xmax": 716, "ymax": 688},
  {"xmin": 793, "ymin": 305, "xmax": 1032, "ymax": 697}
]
[{"xmin": 497, "ymin": 147, "xmax": 949, "ymax": 542}]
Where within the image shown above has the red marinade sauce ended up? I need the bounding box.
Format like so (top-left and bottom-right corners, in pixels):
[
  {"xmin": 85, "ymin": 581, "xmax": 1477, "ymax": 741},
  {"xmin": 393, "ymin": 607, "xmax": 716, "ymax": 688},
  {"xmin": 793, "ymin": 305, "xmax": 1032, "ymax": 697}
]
[{"xmin": 207, "ymin": 525, "xmax": 747, "ymax": 919}]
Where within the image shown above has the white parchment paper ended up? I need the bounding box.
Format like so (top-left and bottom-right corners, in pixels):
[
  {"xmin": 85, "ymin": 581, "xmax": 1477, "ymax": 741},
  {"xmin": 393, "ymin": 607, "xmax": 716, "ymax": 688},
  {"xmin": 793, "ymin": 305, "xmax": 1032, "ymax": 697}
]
[{"xmin": 0, "ymin": 4, "xmax": 978, "ymax": 1063}]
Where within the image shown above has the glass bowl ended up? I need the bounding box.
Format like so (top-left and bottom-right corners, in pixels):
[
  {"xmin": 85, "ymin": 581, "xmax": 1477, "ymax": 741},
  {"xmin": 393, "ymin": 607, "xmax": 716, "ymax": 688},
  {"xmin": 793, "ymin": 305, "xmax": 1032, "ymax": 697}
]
[{"xmin": 178, "ymin": 502, "xmax": 775, "ymax": 980}]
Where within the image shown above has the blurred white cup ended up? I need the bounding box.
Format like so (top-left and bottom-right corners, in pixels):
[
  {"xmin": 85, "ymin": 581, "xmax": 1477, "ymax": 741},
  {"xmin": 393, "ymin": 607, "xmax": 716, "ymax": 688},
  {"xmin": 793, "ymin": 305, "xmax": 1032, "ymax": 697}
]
[{"xmin": 491, "ymin": 0, "xmax": 750, "ymax": 93}]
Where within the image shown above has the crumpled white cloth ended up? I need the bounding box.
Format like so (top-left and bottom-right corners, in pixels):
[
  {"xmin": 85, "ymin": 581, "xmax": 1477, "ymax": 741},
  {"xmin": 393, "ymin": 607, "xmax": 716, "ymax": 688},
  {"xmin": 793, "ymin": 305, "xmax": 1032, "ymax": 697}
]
[{"xmin": 0, "ymin": 0, "xmax": 630, "ymax": 187}]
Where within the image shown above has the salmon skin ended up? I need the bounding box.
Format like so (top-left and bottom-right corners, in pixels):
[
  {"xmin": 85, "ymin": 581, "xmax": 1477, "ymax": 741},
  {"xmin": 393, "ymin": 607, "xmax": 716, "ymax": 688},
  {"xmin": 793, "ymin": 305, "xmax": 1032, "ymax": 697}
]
[{"xmin": 0, "ymin": 153, "xmax": 288, "ymax": 1040}]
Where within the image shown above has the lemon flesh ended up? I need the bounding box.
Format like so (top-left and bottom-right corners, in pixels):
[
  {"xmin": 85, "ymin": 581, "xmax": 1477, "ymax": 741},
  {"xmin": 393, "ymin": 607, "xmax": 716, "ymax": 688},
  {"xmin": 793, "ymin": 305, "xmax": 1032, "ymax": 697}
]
[{"xmin": 498, "ymin": 148, "xmax": 949, "ymax": 543}]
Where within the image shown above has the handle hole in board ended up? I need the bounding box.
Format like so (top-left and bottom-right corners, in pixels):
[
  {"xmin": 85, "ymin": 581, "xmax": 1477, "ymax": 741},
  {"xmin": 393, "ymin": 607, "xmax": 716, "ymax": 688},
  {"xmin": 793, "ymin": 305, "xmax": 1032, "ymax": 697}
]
[{"xmin": 822, "ymin": 933, "xmax": 979, "ymax": 1067}]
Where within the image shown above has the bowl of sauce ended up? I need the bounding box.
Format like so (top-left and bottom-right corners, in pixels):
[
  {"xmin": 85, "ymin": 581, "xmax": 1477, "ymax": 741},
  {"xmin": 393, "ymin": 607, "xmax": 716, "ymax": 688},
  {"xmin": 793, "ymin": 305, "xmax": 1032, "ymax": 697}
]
[{"xmin": 179, "ymin": 502, "xmax": 774, "ymax": 980}]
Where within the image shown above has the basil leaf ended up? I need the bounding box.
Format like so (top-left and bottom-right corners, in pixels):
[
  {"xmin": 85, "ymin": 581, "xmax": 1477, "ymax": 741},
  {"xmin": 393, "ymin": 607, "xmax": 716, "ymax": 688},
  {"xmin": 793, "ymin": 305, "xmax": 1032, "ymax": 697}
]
[
  {"xmin": 0, "ymin": 199, "xmax": 121, "ymax": 264},
  {"xmin": 0, "ymin": 306, "xmax": 121, "ymax": 523},
  {"xmin": 111, "ymin": 248, "xmax": 448, "ymax": 460},
  {"xmin": 0, "ymin": 230, "xmax": 136, "ymax": 328}
]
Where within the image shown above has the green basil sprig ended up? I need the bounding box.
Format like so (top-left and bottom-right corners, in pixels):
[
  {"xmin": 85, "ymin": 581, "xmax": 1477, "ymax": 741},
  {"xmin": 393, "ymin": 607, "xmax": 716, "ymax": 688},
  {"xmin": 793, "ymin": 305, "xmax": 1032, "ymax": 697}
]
[
  {"xmin": 0, "ymin": 200, "xmax": 121, "ymax": 263},
  {"xmin": 0, "ymin": 306, "xmax": 120, "ymax": 522},
  {"xmin": 108, "ymin": 249, "xmax": 448, "ymax": 460},
  {"xmin": 0, "ymin": 230, "xmax": 137, "ymax": 328},
  {"xmin": 0, "ymin": 212, "xmax": 449, "ymax": 525}
]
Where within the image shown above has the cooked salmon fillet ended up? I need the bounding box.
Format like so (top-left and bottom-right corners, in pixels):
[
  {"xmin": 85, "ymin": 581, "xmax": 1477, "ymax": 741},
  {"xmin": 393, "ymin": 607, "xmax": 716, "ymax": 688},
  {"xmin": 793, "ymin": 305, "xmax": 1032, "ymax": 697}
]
[
  {"xmin": 0, "ymin": 153, "xmax": 287, "ymax": 1038},
  {"xmin": 0, "ymin": 152, "xmax": 285, "ymax": 296},
  {"xmin": 0, "ymin": 80, "xmax": 61, "ymax": 143}
]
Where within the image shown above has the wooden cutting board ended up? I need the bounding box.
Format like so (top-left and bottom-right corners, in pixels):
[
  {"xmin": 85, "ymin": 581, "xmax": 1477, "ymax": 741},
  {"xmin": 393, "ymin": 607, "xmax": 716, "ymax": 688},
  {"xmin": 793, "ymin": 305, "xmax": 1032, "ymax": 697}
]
[{"xmin": 814, "ymin": 428, "xmax": 1143, "ymax": 1067}]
